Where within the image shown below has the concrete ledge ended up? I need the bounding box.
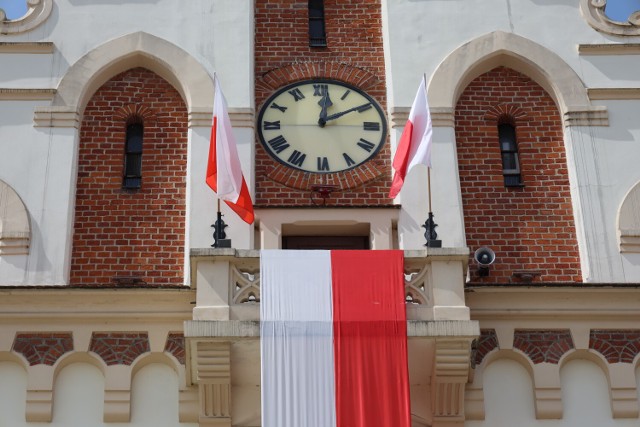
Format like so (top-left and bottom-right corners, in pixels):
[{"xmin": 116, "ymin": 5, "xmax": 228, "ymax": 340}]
[{"xmin": 184, "ymin": 320, "xmax": 480, "ymax": 338}]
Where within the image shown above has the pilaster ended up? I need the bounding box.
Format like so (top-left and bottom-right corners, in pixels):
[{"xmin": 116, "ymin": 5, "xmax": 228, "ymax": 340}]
[{"xmin": 196, "ymin": 341, "xmax": 232, "ymax": 427}]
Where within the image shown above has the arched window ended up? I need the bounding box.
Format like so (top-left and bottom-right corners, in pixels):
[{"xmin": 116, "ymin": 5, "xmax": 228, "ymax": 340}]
[
  {"xmin": 308, "ymin": 0, "xmax": 327, "ymax": 47},
  {"xmin": 123, "ymin": 121, "xmax": 143, "ymax": 189},
  {"xmin": 498, "ymin": 121, "xmax": 522, "ymax": 187}
]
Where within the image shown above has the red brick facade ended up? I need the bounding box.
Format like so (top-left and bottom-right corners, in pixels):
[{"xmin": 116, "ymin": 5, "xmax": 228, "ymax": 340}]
[
  {"xmin": 70, "ymin": 68, "xmax": 187, "ymax": 287},
  {"xmin": 513, "ymin": 330, "xmax": 574, "ymax": 364},
  {"xmin": 455, "ymin": 67, "xmax": 582, "ymax": 283},
  {"xmin": 89, "ymin": 332, "xmax": 150, "ymax": 365},
  {"xmin": 255, "ymin": 0, "xmax": 391, "ymax": 206},
  {"xmin": 164, "ymin": 332, "xmax": 186, "ymax": 364},
  {"xmin": 12, "ymin": 333, "xmax": 74, "ymax": 366},
  {"xmin": 589, "ymin": 330, "xmax": 640, "ymax": 363},
  {"xmin": 475, "ymin": 329, "xmax": 499, "ymax": 366}
]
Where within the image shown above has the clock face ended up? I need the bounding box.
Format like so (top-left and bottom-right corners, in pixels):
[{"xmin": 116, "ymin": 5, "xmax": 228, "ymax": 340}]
[{"xmin": 257, "ymin": 79, "xmax": 387, "ymax": 173}]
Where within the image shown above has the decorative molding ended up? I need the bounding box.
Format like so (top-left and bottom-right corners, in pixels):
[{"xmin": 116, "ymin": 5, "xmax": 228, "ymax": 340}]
[
  {"xmin": 12, "ymin": 333, "xmax": 73, "ymax": 365},
  {"xmin": 431, "ymin": 338, "xmax": 475, "ymax": 424},
  {"xmin": 0, "ymin": 0, "xmax": 53, "ymax": 34},
  {"xmin": 189, "ymin": 108, "xmax": 254, "ymax": 128},
  {"xmin": 89, "ymin": 332, "xmax": 150, "ymax": 365},
  {"xmin": 483, "ymin": 104, "xmax": 527, "ymax": 122},
  {"xmin": 0, "ymin": 88, "xmax": 55, "ymax": 101},
  {"xmin": 0, "ymin": 180, "xmax": 31, "ymax": 255},
  {"xmin": 428, "ymin": 31, "xmax": 605, "ymax": 127},
  {"xmin": 618, "ymin": 181, "xmax": 640, "ymax": 253},
  {"xmin": 404, "ymin": 264, "xmax": 431, "ymax": 306},
  {"xmin": 231, "ymin": 264, "xmax": 260, "ymax": 305},
  {"xmin": 474, "ymin": 329, "xmax": 499, "ymax": 366},
  {"xmin": 589, "ymin": 330, "xmax": 640, "ymax": 363},
  {"xmin": 0, "ymin": 41, "xmax": 54, "ymax": 54},
  {"xmin": 513, "ymin": 330, "xmax": 574, "ymax": 364},
  {"xmin": 579, "ymin": 43, "xmax": 640, "ymax": 55},
  {"xmin": 588, "ymin": 88, "xmax": 640, "ymax": 100},
  {"xmin": 165, "ymin": 333, "xmax": 186, "ymax": 364},
  {"xmin": 113, "ymin": 104, "xmax": 158, "ymax": 123},
  {"xmin": 563, "ymin": 107, "xmax": 608, "ymax": 126},
  {"xmin": 195, "ymin": 341, "xmax": 231, "ymax": 426},
  {"xmin": 579, "ymin": 0, "xmax": 640, "ymax": 36},
  {"xmin": 33, "ymin": 106, "xmax": 80, "ymax": 128},
  {"xmin": 390, "ymin": 106, "xmax": 454, "ymax": 128}
]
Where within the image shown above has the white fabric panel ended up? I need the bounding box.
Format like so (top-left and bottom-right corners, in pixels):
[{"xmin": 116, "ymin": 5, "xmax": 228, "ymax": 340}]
[{"xmin": 260, "ymin": 250, "xmax": 337, "ymax": 427}]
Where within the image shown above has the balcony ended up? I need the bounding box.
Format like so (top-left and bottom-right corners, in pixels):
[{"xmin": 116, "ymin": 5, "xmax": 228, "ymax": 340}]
[{"xmin": 185, "ymin": 248, "xmax": 479, "ymax": 427}]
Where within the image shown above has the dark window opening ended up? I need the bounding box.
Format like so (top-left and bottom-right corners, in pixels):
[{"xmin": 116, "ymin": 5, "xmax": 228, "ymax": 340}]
[
  {"xmin": 123, "ymin": 122, "xmax": 143, "ymax": 189},
  {"xmin": 309, "ymin": 0, "xmax": 327, "ymax": 47},
  {"xmin": 283, "ymin": 236, "xmax": 369, "ymax": 250},
  {"xmin": 498, "ymin": 121, "xmax": 523, "ymax": 187}
]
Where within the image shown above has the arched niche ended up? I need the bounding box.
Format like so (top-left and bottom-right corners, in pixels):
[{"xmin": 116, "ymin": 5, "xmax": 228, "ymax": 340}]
[
  {"xmin": 428, "ymin": 31, "xmax": 606, "ymax": 127},
  {"xmin": 36, "ymin": 31, "xmax": 214, "ymax": 127},
  {"xmin": 0, "ymin": 180, "xmax": 30, "ymax": 256},
  {"xmin": 618, "ymin": 180, "xmax": 640, "ymax": 252}
]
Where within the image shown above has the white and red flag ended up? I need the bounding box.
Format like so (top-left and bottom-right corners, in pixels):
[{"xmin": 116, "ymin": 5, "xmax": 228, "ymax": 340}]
[
  {"xmin": 389, "ymin": 78, "xmax": 433, "ymax": 198},
  {"xmin": 260, "ymin": 250, "xmax": 411, "ymax": 427},
  {"xmin": 206, "ymin": 77, "xmax": 254, "ymax": 224}
]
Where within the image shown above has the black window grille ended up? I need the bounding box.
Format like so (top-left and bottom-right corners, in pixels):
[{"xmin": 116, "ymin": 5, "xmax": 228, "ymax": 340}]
[
  {"xmin": 309, "ymin": 0, "xmax": 327, "ymax": 47},
  {"xmin": 498, "ymin": 122, "xmax": 523, "ymax": 187},
  {"xmin": 123, "ymin": 122, "xmax": 143, "ymax": 189}
]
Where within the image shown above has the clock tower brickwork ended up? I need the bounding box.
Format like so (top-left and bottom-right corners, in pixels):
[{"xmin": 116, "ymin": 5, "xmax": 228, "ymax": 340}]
[{"xmin": 255, "ymin": 0, "xmax": 391, "ymax": 207}]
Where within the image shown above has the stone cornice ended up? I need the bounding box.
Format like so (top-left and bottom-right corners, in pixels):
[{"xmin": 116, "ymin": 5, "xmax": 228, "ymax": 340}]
[
  {"xmin": 188, "ymin": 107, "xmax": 254, "ymax": 128},
  {"xmin": 466, "ymin": 286, "xmax": 640, "ymax": 319},
  {"xmin": 0, "ymin": 88, "xmax": 55, "ymax": 100},
  {"xmin": 579, "ymin": 43, "xmax": 640, "ymax": 55},
  {"xmin": 0, "ymin": 42, "xmax": 54, "ymax": 54},
  {"xmin": 33, "ymin": 106, "xmax": 80, "ymax": 128},
  {"xmin": 184, "ymin": 319, "xmax": 480, "ymax": 339},
  {"xmin": 0, "ymin": 288, "xmax": 195, "ymax": 320},
  {"xmin": 588, "ymin": 88, "xmax": 640, "ymax": 100},
  {"xmin": 563, "ymin": 106, "xmax": 609, "ymax": 126},
  {"xmin": 390, "ymin": 106, "xmax": 454, "ymax": 128}
]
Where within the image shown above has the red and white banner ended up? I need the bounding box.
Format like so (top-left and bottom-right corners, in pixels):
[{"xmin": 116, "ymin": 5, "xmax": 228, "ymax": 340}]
[
  {"xmin": 260, "ymin": 250, "xmax": 411, "ymax": 427},
  {"xmin": 389, "ymin": 78, "xmax": 433, "ymax": 198},
  {"xmin": 206, "ymin": 77, "xmax": 254, "ymax": 224}
]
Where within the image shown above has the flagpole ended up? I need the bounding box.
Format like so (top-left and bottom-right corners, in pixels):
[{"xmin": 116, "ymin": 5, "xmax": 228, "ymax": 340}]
[
  {"xmin": 210, "ymin": 72, "xmax": 230, "ymax": 248},
  {"xmin": 421, "ymin": 73, "xmax": 441, "ymax": 248}
]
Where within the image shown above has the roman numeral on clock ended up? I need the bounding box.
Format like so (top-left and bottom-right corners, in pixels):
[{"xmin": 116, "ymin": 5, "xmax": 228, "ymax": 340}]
[
  {"xmin": 263, "ymin": 121, "xmax": 280, "ymax": 130},
  {"xmin": 313, "ymin": 84, "xmax": 328, "ymax": 97},
  {"xmin": 357, "ymin": 138, "xmax": 376, "ymax": 152},
  {"xmin": 287, "ymin": 150, "xmax": 307, "ymax": 167},
  {"xmin": 343, "ymin": 153, "xmax": 355, "ymax": 167},
  {"xmin": 268, "ymin": 135, "xmax": 290, "ymax": 154},
  {"xmin": 317, "ymin": 157, "xmax": 330, "ymax": 171},
  {"xmin": 363, "ymin": 122, "xmax": 380, "ymax": 131},
  {"xmin": 270, "ymin": 103, "xmax": 287, "ymax": 113},
  {"xmin": 288, "ymin": 88, "xmax": 305, "ymax": 101}
]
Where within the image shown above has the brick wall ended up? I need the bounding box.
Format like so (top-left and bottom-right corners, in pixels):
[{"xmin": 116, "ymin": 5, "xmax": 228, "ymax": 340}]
[
  {"xmin": 70, "ymin": 68, "xmax": 187, "ymax": 287},
  {"xmin": 255, "ymin": 0, "xmax": 391, "ymax": 206},
  {"xmin": 455, "ymin": 67, "xmax": 582, "ymax": 283}
]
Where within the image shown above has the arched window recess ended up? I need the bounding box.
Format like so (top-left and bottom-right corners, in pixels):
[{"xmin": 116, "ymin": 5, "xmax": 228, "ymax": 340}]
[
  {"xmin": 497, "ymin": 116, "xmax": 523, "ymax": 187},
  {"xmin": 123, "ymin": 116, "xmax": 144, "ymax": 190}
]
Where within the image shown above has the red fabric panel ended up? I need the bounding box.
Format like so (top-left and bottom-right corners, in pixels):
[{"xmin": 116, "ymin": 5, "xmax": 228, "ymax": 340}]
[
  {"xmin": 331, "ymin": 250, "xmax": 411, "ymax": 427},
  {"xmin": 389, "ymin": 120, "xmax": 413, "ymax": 198}
]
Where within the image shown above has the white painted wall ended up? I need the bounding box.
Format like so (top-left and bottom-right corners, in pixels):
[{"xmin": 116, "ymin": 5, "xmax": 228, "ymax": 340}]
[
  {"xmin": 467, "ymin": 358, "xmax": 640, "ymax": 426},
  {"xmin": 0, "ymin": 362, "xmax": 196, "ymax": 427}
]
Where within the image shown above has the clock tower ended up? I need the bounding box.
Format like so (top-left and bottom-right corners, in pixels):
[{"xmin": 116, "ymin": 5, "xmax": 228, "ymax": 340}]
[{"xmin": 254, "ymin": 0, "xmax": 391, "ymax": 210}]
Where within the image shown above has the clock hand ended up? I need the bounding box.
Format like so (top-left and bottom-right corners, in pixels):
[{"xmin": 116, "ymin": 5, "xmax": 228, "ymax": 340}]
[
  {"xmin": 317, "ymin": 91, "xmax": 333, "ymax": 127},
  {"xmin": 324, "ymin": 102, "xmax": 372, "ymax": 122}
]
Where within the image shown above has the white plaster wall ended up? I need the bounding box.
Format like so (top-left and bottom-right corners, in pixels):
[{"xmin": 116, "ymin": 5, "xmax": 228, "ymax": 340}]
[
  {"xmin": 468, "ymin": 359, "xmax": 640, "ymax": 426},
  {"xmin": 0, "ymin": 362, "xmax": 196, "ymax": 426}
]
